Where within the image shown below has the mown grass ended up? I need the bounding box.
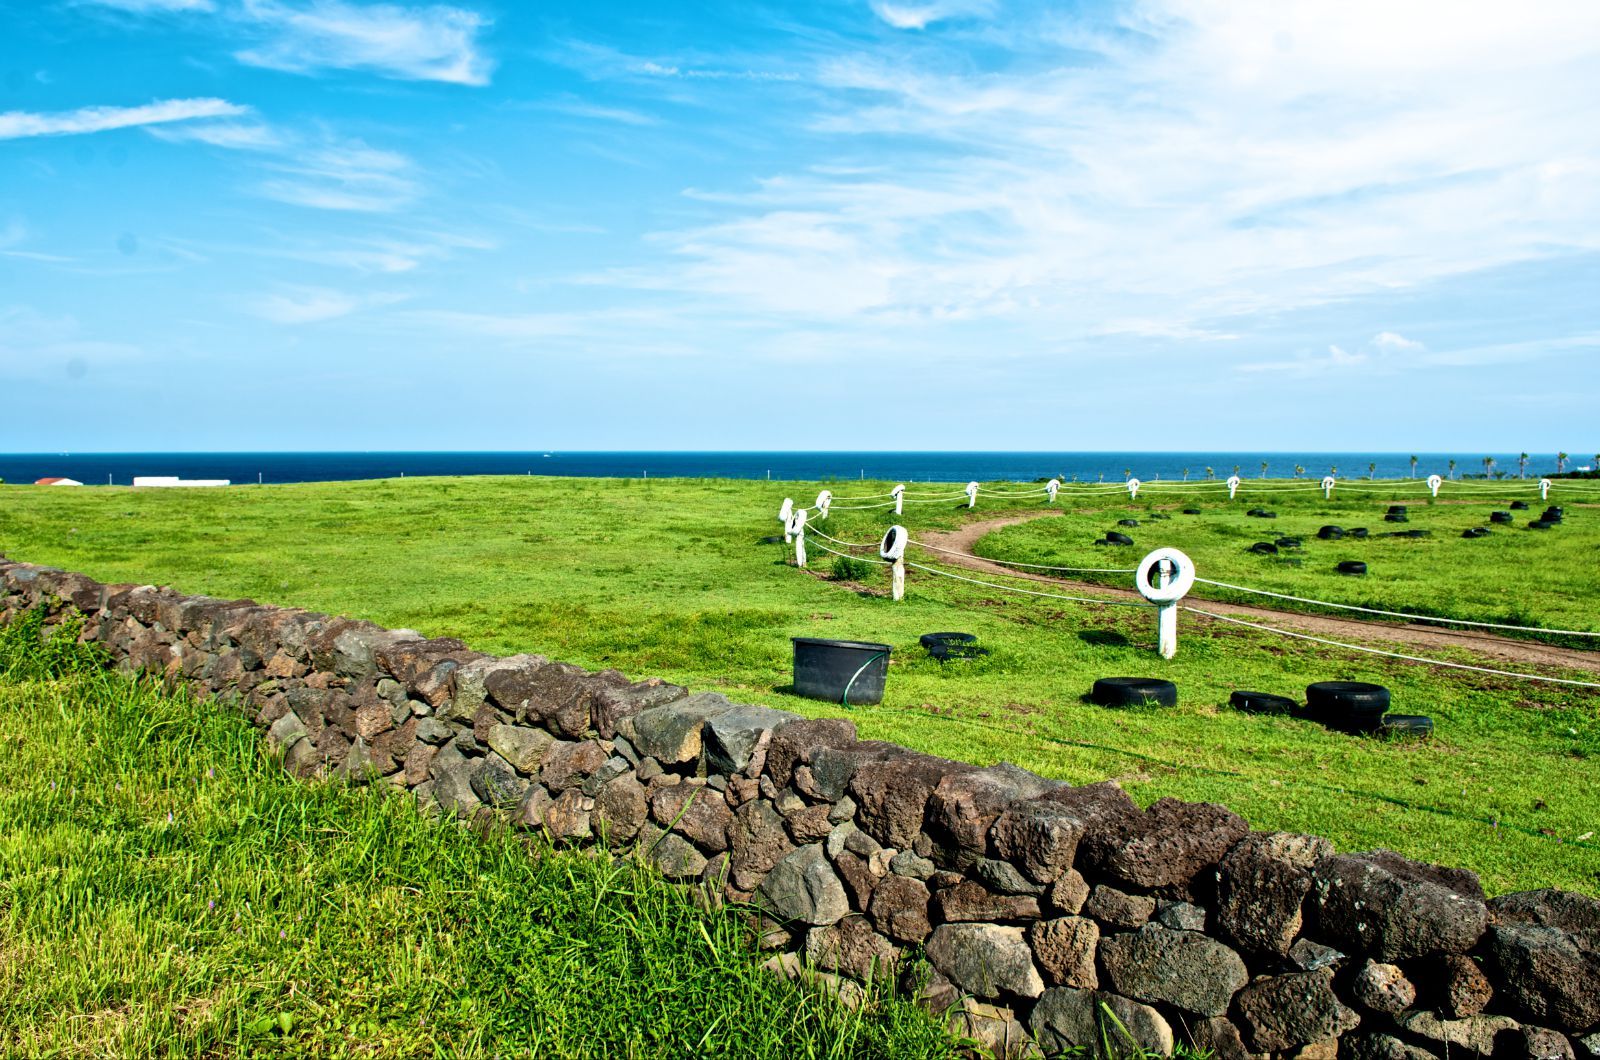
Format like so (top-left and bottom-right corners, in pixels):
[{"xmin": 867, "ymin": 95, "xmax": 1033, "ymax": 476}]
[
  {"xmin": 0, "ymin": 614, "xmax": 960, "ymax": 1059},
  {"xmin": 1, "ymin": 476, "xmax": 1598, "ymax": 895}
]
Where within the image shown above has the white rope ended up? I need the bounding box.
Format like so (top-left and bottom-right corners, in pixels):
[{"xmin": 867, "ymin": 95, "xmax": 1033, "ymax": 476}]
[
  {"xmin": 1192, "ymin": 578, "xmax": 1600, "ymax": 637},
  {"xmin": 805, "ymin": 524, "xmax": 882, "ymax": 549},
  {"xmin": 823, "ymin": 500, "xmax": 898, "ymax": 511},
  {"xmin": 910, "ymin": 538, "xmax": 1138, "ymax": 574},
  {"xmin": 1183, "ymin": 607, "xmax": 1600, "ymax": 689},
  {"xmin": 904, "ymin": 560, "xmax": 1152, "ymax": 609},
  {"xmin": 809, "ymin": 538, "xmax": 893, "ymax": 565},
  {"xmin": 976, "ymin": 486, "xmax": 1051, "ymax": 496}
]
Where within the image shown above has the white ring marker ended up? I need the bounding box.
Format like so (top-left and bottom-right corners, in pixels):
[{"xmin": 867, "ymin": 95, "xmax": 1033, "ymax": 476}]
[
  {"xmin": 1428, "ymin": 474, "xmax": 1442, "ymax": 498},
  {"xmin": 1541, "ymin": 477, "xmax": 1552, "ymax": 500},
  {"xmin": 1046, "ymin": 478, "xmax": 1060, "ymax": 503},
  {"xmin": 881, "ymin": 524, "xmax": 907, "ymax": 600},
  {"xmin": 787, "ymin": 507, "xmax": 808, "ymax": 567},
  {"xmin": 779, "ymin": 497, "xmax": 795, "ymax": 542},
  {"xmin": 1321, "ymin": 475, "xmax": 1336, "ymax": 499},
  {"xmin": 1226, "ymin": 475, "xmax": 1241, "ymax": 499},
  {"xmin": 965, "ymin": 481, "xmax": 979, "ymax": 508},
  {"xmin": 815, "ymin": 489, "xmax": 832, "ymax": 520},
  {"xmin": 892, "ymin": 483, "xmax": 905, "ymax": 515},
  {"xmin": 1135, "ymin": 547, "xmax": 1196, "ymax": 604},
  {"xmin": 1126, "ymin": 477, "xmax": 1141, "ymax": 499}
]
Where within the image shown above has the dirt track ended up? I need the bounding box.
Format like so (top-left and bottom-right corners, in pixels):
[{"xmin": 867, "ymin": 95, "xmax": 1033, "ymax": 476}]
[{"xmin": 916, "ymin": 511, "xmax": 1600, "ymax": 677}]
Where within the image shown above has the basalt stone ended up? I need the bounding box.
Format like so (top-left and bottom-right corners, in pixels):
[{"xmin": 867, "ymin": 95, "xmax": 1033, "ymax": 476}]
[
  {"xmin": 765, "ymin": 717, "xmax": 859, "ymax": 789},
  {"xmin": 580, "ymin": 756, "xmax": 631, "ymax": 797},
  {"xmin": 308, "ymin": 619, "xmax": 394, "ymax": 681},
  {"xmin": 540, "ymin": 739, "xmax": 610, "ymax": 792},
  {"xmin": 1438, "ymin": 954, "xmax": 1495, "ymax": 1017},
  {"xmin": 631, "ymin": 693, "xmax": 737, "ymax": 764},
  {"xmin": 1352, "ymin": 960, "xmax": 1416, "ymax": 1016},
  {"xmin": 705, "ymin": 704, "xmax": 804, "ymax": 775},
  {"xmin": 1099, "ymin": 923, "xmax": 1247, "ymax": 1017},
  {"xmin": 1080, "ymin": 796, "xmax": 1248, "ymax": 893},
  {"xmin": 1235, "ymin": 968, "xmax": 1360, "ymax": 1053},
  {"xmin": 1084, "ymin": 884, "xmax": 1156, "ymax": 929},
  {"xmin": 942, "ymin": 998, "xmax": 1031, "ymax": 1060},
  {"xmin": 925, "ymin": 923, "xmax": 1043, "ymax": 1000},
  {"xmin": 1485, "ymin": 921, "xmax": 1600, "ymax": 1032},
  {"xmin": 924, "ymin": 761, "xmax": 1063, "ymax": 867},
  {"xmin": 374, "ymin": 635, "xmax": 467, "ymax": 685},
  {"xmin": 1398, "ymin": 1011, "xmax": 1522, "ymax": 1056},
  {"xmin": 642, "ymin": 827, "xmax": 706, "ymax": 879},
  {"xmin": 756, "ymin": 844, "xmax": 851, "ymax": 926},
  {"xmin": 486, "ymin": 723, "xmax": 554, "ymax": 773},
  {"xmin": 868, "ymin": 874, "xmax": 931, "ymax": 944},
  {"xmin": 729, "ymin": 798, "xmax": 794, "ymax": 891},
  {"xmin": 797, "ymin": 741, "xmax": 902, "ymax": 803},
  {"xmin": 430, "ymin": 746, "xmax": 482, "ymax": 818},
  {"xmin": 481, "ymin": 656, "xmax": 552, "ymax": 713},
  {"xmin": 470, "ymin": 752, "xmax": 527, "ymax": 809},
  {"xmin": 523, "ymin": 666, "xmax": 631, "ymax": 739},
  {"xmin": 412, "ymin": 660, "xmax": 463, "ymax": 708},
  {"xmin": 973, "ymin": 858, "xmax": 1047, "ymax": 897},
  {"xmin": 805, "ymin": 917, "xmax": 899, "ymax": 982},
  {"xmin": 591, "ymin": 677, "xmax": 689, "ymax": 740},
  {"xmin": 1492, "ymin": 889, "xmax": 1600, "ymax": 937},
  {"xmin": 1029, "ymin": 988, "xmax": 1172, "ymax": 1057},
  {"xmin": 265, "ymin": 710, "xmax": 308, "ymax": 754},
  {"xmin": 403, "ymin": 742, "xmax": 437, "ymax": 786},
  {"xmin": 1048, "ymin": 870, "xmax": 1091, "ymax": 915},
  {"xmin": 890, "ymin": 850, "xmax": 936, "ymax": 880},
  {"xmin": 848, "ymin": 752, "xmax": 976, "ymax": 850},
  {"xmin": 650, "ymin": 783, "xmax": 733, "ymax": 853},
  {"xmin": 1521, "ymin": 1027, "xmax": 1577, "ymax": 1060},
  {"xmin": 354, "ymin": 702, "xmax": 393, "ymax": 741},
  {"xmin": 1289, "ymin": 938, "xmax": 1347, "ymax": 972},
  {"xmin": 990, "ymin": 782, "xmax": 1137, "ymax": 886},
  {"xmin": 832, "ymin": 851, "xmax": 878, "ymax": 910},
  {"xmin": 932, "ymin": 880, "xmax": 1040, "ymax": 923},
  {"xmin": 1156, "ymin": 900, "xmax": 1208, "ymax": 932},
  {"xmin": 1314, "ymin": 851, "xmax": 1488, "ymax": 961},
  {"xmin": 786, "ymin": 804, "xmax": 835, "ymax": 844},
  {"xmin": 1188, "ymin": 1016, "xmax": 1260, "ymax": 1060},
  {"xmin": 1344, "ymin": 1034, "xmax": 1436, "ymax": 1060},
  {"xmin": 592, "ymin": 773, "xmax": 648, "ymax": 841},
  {"xmin": 1029, "ymin": 917, "xmax": 1099, "ymax": 989},
  {"xmin": 1217, "ymin": 831, "xmax": 1334, "ymax": 956},
  {"xmin": 414, "ymin": 717, "xmax": 455, "ymax": 745}
]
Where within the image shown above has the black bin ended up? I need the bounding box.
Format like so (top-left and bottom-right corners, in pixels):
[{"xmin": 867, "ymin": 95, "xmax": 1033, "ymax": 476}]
[{"xmin": 793, "ymin": 637, "xmax": 891, "ymax": 706}]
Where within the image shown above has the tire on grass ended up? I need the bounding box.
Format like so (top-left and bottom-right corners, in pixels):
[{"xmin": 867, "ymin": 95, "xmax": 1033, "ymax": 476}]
[
  {"xmin": 1104, "ymin": 531, "xmax": 1135, "ymax": 546},
  {"xmin": 1335, "ymin": 560, "xmax": 1367, "ymax": 575},
  {"xmin": 1378, "ymin": 714, "xmax": 1433, "ymax": 739},
  {"xmin": 1307, "ymin": 681, "xmax": 1390, "ymax": 733},
  {"xmin": 1317, "ymin": 525, "xmax": 1345, "ymax": 540},
  {"xmin": 1229, "ymin": 690, "xmax": 1299, "ymax": 715},
  {"xmin": 1249, "ymin": 542, "xmax": 1279, "ymax": 555},
  {"xmin": 1091, "ymin": 677, "xmax": 1178, "ymax": 707},
  {"xmin": 920, "ymin": 632, "xmax": 977, "ymax": 649}
]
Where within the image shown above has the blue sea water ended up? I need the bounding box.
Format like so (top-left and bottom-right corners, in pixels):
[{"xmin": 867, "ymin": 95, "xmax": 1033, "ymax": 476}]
[{"xmin": 0, "ymin": 451, "xmax": 1579, "ymax": 487}]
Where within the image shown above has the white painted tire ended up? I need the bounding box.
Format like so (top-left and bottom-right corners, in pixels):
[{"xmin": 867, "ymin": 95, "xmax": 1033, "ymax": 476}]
[
  {"xmin": 880, "ymin": 525, "xmax": 907, "ymax": 560},
  {"xmin": 1127, "ymin": 478, "xmax": 1141, "ymax": 497},
  {"xmin": 779, "ymin": 498, "xmax": 794, "ymax": 523},
  {"xmin": 1321, "ymin": 476, "xmax": 1336, "ymax": 490},
  {"xmin": 787, "ymin": 508, "xmax": 808, "ymax": 535},
  {"xmin": 1135, "ymin": 547, "xmax": 1196, "ymax": 604},
  {"xmin": 1427, "ymin": 474, "xmax": 1442, "ymax": 491}
]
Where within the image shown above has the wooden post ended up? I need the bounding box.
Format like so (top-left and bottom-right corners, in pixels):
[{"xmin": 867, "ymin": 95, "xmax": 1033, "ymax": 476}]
[
  {"xmin": 1155, "ymin": 558, "xmax": 1177, "ymax": 659},
  {"xmin": 779, "ymin": 498, "xmax": 794, "ymax": 543},
  {"xmin": 892, "ymin": 484, "xmax": 905, "ymax": 515},
  {"xmin": 880, "ymin": 525, "xmax": 907, "ymax": 601},
  {"xmin": 790, "ymin": 509, "xmax": 808, "ymax": 568},
  {"xmin": 1226, "ymin": 475, "xmax": 1241, "ymax": 499},
  {"xmin": 965, "ymin": 481, "xmax": 979, "ymax": 508},
  {"xmin": 1322, "ymin": 475, "xmax": 1336, "ymax": 499},
  {"xmin": 1541, "ymin": 478, "xmax": 1552, "ymax": 500}
]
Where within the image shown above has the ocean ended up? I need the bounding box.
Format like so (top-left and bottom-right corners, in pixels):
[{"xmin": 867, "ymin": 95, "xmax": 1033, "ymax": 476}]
[{"xmin": 0, "ymin": 451, "xmax": 1579, "ymax": 487}]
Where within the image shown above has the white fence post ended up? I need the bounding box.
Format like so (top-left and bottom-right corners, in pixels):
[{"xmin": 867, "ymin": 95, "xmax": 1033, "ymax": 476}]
[
  {"xmin": 965, "ymin": 481, "xmax": 979, "ymax": 508},
  {"xmin": 892, "ymin": 484, "xmax": 905, "ymax": 515},
  {"xmin": 779, "ymin": 498, "xmax": 794, "ymax": 543},
  {"xmin": 789, "ymin": 508, "xmax": 808, "ymax": 568},
  {"xmin": 1322, "ymin": 475, "xmax": 1336, "ymax": 499},
  {"xmin": 1428, "ymin": 474, "xmax": 1442, "ymax": 498},
  {"xmin": 880, "ymin": 525, "xmax": 907, "ymax": 601},
  {"xmin": 1127, "ymin": 477, "xmax": 1141, "ymax": 500},
  {"xmin": 1541, "ymin": 477, "xmax": 1552, "ymax": 501},
  {"xmin": 815, "ymin": 490, "xmax": 832, "ymax": 520},
  {"xmin": 1135, "ymin": 547, "xmax": 1196, "ymax": 659},
  {"xmin": 1046, "ymin": 478, "xmax": 1060, "ymax": 504},
  {"xmin": 1226, "ymin": 475, "xmax": 1241, "ymax": 499}
]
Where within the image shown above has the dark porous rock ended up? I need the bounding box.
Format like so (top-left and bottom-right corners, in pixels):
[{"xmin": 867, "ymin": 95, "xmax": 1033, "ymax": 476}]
[
  {"xmin": 1351, "ymin": 960, "xmax": 1417, "ymax": 1016},
  {"xmin": 649, "ymin": 783, "xmax": 733, "ymax": 853},
  {"xmin": 764, "ymin": 717, "xmax": 858, "ymax": 789},
  {"xmin": 543, "ymin": 788, "xmax": 593, "ymax": 840},
  {"xmin": 991, "ymin": 782, "xmax": 1137, "ymax": 886},
  {"xmin": 1492, "ymin": 889, "xmax": 1600, "ymax": 936},
  {"xmin": 868, "ymin": 874, "xmax": 931, "ymax": 944},
  {"xmin": 1344, "ymin": 1034, "xmax": 1437, "ymax": 1060},
  {"xmin": 580, "ymin": 756, "xmax": 631, "ymax": 798},
  {"xmin": 374, "ymin": 635, "xmax": 468, "ymax": 686},
  {"xmin": 932, "ymin": 879, "xmax": 1041, "ymax": 923},
  {"xmin": 756, "ymin": 844, "xmax": 850, "ymax": 926},
  {"xmin": 798, "ymin": 740, "xmax": 901, "ymax": 803},
  {"xmin": 591, "ymin": 677, "xmax": 688, "ymax": 740},
  {"xmin": 941, "ymin": 998, "xmax": 1031, "ymax": 1060},
  {"xmin": 308, "ymin": 619, "xmax": 393, "ymax": 681},
  {"xmin": 848, "ymin": 752, "xmax": 977, "ymax": 850},
  {"xmin": 517, "ymin": 665, "xmax": 629, "ymax": 738},
  {"xmin": 1235, "ymin": 968, "xmax": 1360, "ymax": 1053},
  {"xmin": 481, "ymin": 655, "xmax": 551, "ymax": 713},
  {"xmin": 730, "ymin": 798, "xmax": 795, "ymax": 891},
  {"xmin": 1438, "ymin": 953, "xmax": 1495, "ymax": 1017},
  {"xmin": 1522, "ymin": 1027, "xmax": 1577, "ymax": 1060},
  {"xmin": 403, "ymin": 742, "xmax": 437, "ymax": 786},
  {"xmin": 631, "ymin": 692, "xmax": 736, "ymax": 764},
  {"xmin": 429, "ymin": 744, "xmax": 482, "ymax": 817},
  {"xmin": 889, "ymin": 849, "xmax": 935, "ymax": 880},
  {"xmin": 1099, "ymin": 923, "xmax": 1247, "ymax": 1016},
  {"xmin": 1029, "ymin": 916, "xmax": 1099, "ymax": 989},
  {"xmin": 1188, "ymin": 1015, "xmax": 1261, "ymax": 1060},
  {"xmin": 1217, "ymin": 831, "xmax": 1333, "ymax": 957},
  {"xmin": 411, "ymin": 660, "xmax": 463, "ymax": 708},
  {"xmin": 786, "ymin": 803, "xmax": 835, "ymax": 844},
  {"xmin": 805, "ymin": 916, "xmax": 899, "ymax": 982},
  {"xmin": 515, "ymin": 785, "xmax": 553, "ymax": 830},
  {"xmin": 469, "ymin": 752, "xmax": 528, "ymax": 809},
  {"xmin": 1289, "ymin": 937, "xmax": 1347, "ymax": 972},
  {"xmin": 1079, "ymin": 796, "xmax": 1248, "ymax": 893},
  {"xmin": 705, "ymin": 704, "xmax": 803, "ymax": 775},
  {"xmin": 973, "ymin": 858, "xmax": 1047, "ymax": 897},
  {"xmin": 1398, "ymin": 1011, "xmax": 1522, "ymax": 1056},
  {"xmin": 540, "ymin": 739, "xmax": 611, "ymax": 792},
  {"xmin": 1314, "ymin": 851, "xmax": 1488, "ymax": 961},
  {"xmin": 1084, "ymin": 884, "xmax": 1156, "ymax": 929},
  {"xmin": 486, "ymin": 723, "xmax": 554, "ymax": 773},
  {"xmin": 1048, "ymin": 869, "xmax": 1091, "ymax": 915},
  {"xmin": 831, "ymin": 851, "xmax": 878, "ymax": 910},
  {"xmin": 641, "ymin": 827, "xmax": 707, "ymax": 879},
  {"xmin": 1156, "ymin": 900, "xmax": 1208, "ymax": 932},
  {"xmin": 1029, "ymin": 988, "xmax": 1172, "ymax": 1057},
  {"xmin": 1485, "ymin": 921, "xmax": 1600, "ymax": 1032},
  {"xmin": 925, "ymin": 923, "xmax": 1043, "ymax": 1000},
  {"xmin": 592, "ymin": 773, "xmax": 648, "ymax": 841},
  {"xmin": 924, "ymin": 761, "xmax": 1062, "ymax": 867}
]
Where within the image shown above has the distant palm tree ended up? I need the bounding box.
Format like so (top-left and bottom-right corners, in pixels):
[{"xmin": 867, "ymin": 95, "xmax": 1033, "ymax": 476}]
[
  {"xmin": 1483, "ymin": 456, "xmax": 1496, "ymax": 478},
  {"xmin": 1448, "ymin": 459, "xmax": 1457, "ymax": 479},
  {"xmin": 1294, "ymin": 464, "xmax": 1305, "ymax": 478},
  {"xmin": 1368, "ymin": 462, "xmax": 1377, "ymax": 479},
  {"xmin": 1233, "ymin": 465, "xmax": 1241, "ymax": 476},
  {"xmin": 1519, "ymin": 452, "xmax": 1529, "ymax": 479},
  {"xmin": 1409, "ymin": 455, "xmax": 1418, "ymax": 478},
  {"xmin": 1205, "ymin": 466, "xmax": 1215, "ymax": 481},
  {"xmin": 1330, "ymin": 465, "xmax": 1338, "ymax": 477},
  {"xmin": 1182, "ymin": 467, "xmax": 1190, "ymax": 481},
  {"xmin": 1124, "ymin": 468, "xmax": 1132, "ymax": 480},
  {"xmin": 1558, "ymin": 452, "xmax": 1569, "ymax": 474},
  {"xmin": 1260, "ymin": 460, "xmax": 1269, "ymax": 478}
]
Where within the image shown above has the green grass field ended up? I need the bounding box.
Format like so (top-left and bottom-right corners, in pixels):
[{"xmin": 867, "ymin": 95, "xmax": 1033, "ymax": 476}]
[
  {"xmin": 0, "ymin": 615, "xmax": 959, "ymax": 1059},
  {"xmin": 2, "ymin": 476, "xmax": 1598, "ymax": 896}
]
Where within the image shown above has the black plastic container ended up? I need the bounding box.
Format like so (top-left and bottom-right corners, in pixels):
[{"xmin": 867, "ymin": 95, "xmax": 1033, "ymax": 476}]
[{"xmin": 792, "ymin": 637, "xmax": 891, "ymax": 705}]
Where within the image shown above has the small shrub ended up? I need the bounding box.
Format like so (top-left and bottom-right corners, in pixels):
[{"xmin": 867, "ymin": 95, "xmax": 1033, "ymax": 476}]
[{"xmin": 830, "ymin": 556, "xmax": 875, "ymax": 582}]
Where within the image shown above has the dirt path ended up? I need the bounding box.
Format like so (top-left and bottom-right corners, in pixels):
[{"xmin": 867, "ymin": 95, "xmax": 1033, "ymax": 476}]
[{"xmin": 916, "ymin": 511, "xmax": 1600, "ymax": 677}]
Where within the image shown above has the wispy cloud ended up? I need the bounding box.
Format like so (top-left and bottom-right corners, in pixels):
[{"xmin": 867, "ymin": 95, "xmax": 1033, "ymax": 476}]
[
  {"xmin": 0, "ymin": 98, "xmax": 246, "ymax": 140},
  {"xmin": 247, "ymin": 284, "xmax": 407, "ymax": 323},
  {"xmin": 235, "ymin": 0, "xmax": 494, "ymax": 85},
  {"xmin": 256, "ymin": 139, "xmax": 418, "ymax": 211},
  {"xmin": 78, "ymin": 0, "xmax": 215, "ymax": 11},
  {"xmin": 869, "ymin": 1, "xmax": 995, "ymax": 31},
  {"xmin": 539, "ymin": 99, "xmax": 659, "ymax": 127},
  {"xmin": 1239, "ymin": 331, "xmax": 1425, "ymax": 376}
]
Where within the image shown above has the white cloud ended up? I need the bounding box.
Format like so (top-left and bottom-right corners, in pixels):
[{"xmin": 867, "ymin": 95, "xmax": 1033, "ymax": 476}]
[
  {"xmin": 0, "ymin": 98, "xmax": 246, "ymax": 140},
  {"xmin": 1373, "ymin": 331, "xmax": 1425, "ymax": 353},
  {"xmin": 869, "ymin": 0, "xmax": 994, "ymax": 31},
  {"xmin": 148, "ymin": 120, "xmax": 285, "ymax": 150},
  {"xmin": 1239, "ymin": 331, "xmax": 1426, "ymax": 376},
  {"xmin": 248, "ymin": 285, "xmax": 407, "ymax": 323},
  {"xmin": 235, "ymin": 0, "xmax": 493, "ymax": 85},
  {"xmin": 256, "ymin": 139, "xmax": 419, "ymax": 211}
]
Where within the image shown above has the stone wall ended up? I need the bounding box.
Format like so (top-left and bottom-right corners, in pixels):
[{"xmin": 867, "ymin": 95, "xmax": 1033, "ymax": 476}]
[{"xmin": 2, "ymin": 555, "xmax": 1597, "ymax": 1060}]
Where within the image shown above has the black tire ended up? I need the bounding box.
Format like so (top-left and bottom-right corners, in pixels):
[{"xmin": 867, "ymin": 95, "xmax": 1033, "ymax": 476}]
[
  {"xmin": 931, "ymin": 644, "xmax": 989, "ymax": 663},
  {"xmin": 1387, "ymin": 505, "xmax": 1408, "ymax": 515},
  {"xmin": 1317, "ymin": 525, "xmax": 1345, "ymax": 540},
  {"xmin": 1091, "ymin": 677, "xmax": 1178, "ymax": 707},
  {"xmin": 1461, "ymin": 528, "xmax": 1490, "ymax": 539},
  {"xmin": 1306, "ymin": 681, "xmax": 1390, "ymax": 731},
  {"xmin": 1336, "ymin": 560, "xmax": 1367, "ymax": 575},
  {"xmin": 1348, "ymin": 527, "xmax": 1369, "ymax": 539},
  {"xmin": 1249, "ymin": 542, "xmax": 1279, "ymax": 555},
  {"xmin": 1148, "ymin": 513, "xmax": 1171, "ymax": 521},
  {"xmin": 1182, "ymin": 508, "xmax": 1202, "ymax": 515},
  {"xmin": 1401, "ymin": 529, "xmax": 1431, "ymax": 538},
  {"xmin": 760, "ymin": 535, "xmax": 786, "ymax": 544},
  {"xmin": 1246, "ymin": 508, "xmax": 1268, "ymax": 517},
  {"xmin": 1118, "ymin": 518, "xmax": 1140, "ymax": 527},
  {"xmin": 1528, "ymin": 520, "xmax": 1554, "ymax": 530},
  {"xmin": 1378, "ymin": 714, "xmax": 1433, "ymax": 739},
  {"xmin": 1229, "ymin": 690, "xmax": 1299, "ymax": 715},
  {"xmin": 1276, "ymin": 537, "xmax": 1303, "ymax": 549},
  {"xmin": 1511, "ymin": 500, "xmax": 1530, "ymax": 510},
  {"xmin": 1545, "ymin": 507, "xmax": 1564, "ymax": 518},
  {"xmin": 920, "ymin": 632, "xmax": 976, "ymax": 649},
  {"xmin": 1490, "ymin": 511, "xmax": 1513, "ymax": 524},
  {"xmin": 1262, "ymin": 511, "xmax": 1278, "ymax": 519},
  {"xmin": 1384, "ymin": 513, "xmax": 1409, "ymax": 523},
  {"xmin": 1104, "ymin": 531, "xmax": 1135, "ymax": 546}
]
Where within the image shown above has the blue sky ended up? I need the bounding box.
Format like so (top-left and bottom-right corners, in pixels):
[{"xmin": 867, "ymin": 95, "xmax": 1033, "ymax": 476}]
[{"xmin": 2, "ymin": 0, "xmax": 1598, "ymax": 451}]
